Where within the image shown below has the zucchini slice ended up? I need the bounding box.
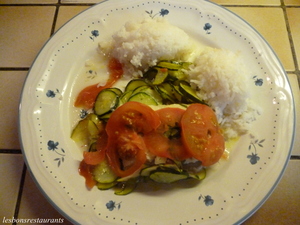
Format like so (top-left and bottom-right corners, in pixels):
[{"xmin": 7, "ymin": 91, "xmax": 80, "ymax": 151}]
[
  {"xmin": 119, "ymin": 90, "xmax": 133, "ymax": 104},
  {"xmin": 149, "ymin": 171, "xmax": 188, "ymax": 183},
  {"xmin": 140, "ymin": 166, "xmax": 160, "ymax": 177},
  {"xmin": 156, "ymin": 83, "xmax": 178, "ymax": 103},
  {"xmin": 71, "ymin": 118, "xmax": 99, "ymax": 148},
  {"xmin": 96, "ymin": 181, "xmax": 117, "ymax": 190},
  {"xmin": 114, "ymin": 178, "xmax": 139, "ymax": 195},
  {"xmin": 108, "ymin": 87, "xmax": 123, "ymax": 96},
  {"xmin": 152, "ymin": 67, "xmax": 169, "ymax": 85},
  {"xmin": 178, "ymin": 82, "xmax": 205, "ymax": 104},
  {"xmin": 128, "ymin": 92, "xmax": 158, "ymax": 106},
  {"xmin": 157, "ymin": 61, "xmax": 182, "ymax": 70},
  {"xmin": 125, "ymin": 79, "xmax": 148, "ymax": 92},
  {"xmin": 94, "ymin": 89, "xmax": 119, "ymax": 116},
  {"xmin": 189, "ymin": 169, "xmax": 206, "ymax": 180},
  {"xmin": 93, "ymin": 158, "xmax": 118, "ymax": 184}
]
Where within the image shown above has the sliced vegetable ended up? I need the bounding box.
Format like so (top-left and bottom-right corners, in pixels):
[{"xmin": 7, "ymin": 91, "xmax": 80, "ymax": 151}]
[
  {"xmin": 181, "ymin": 104, "xmax": 225, "ymax": 167},
  {"xmin": 94, "ymin": 89, "xmax": 120, "ymax": 116},
  {"xmin": 144, "ymin": 107, "xmax": 192, "ymax": 161},
  {"xmin": 124, "ymin": 79, "xmax": 148, "ymax": 92},
  {"xmin": 149, "ymin": 171, "xmax": 188, "ymax": 183},
  {"xmin": 106, "ymin": 130, "xmax": 147, "ymax": 177},
  {"xmin": 106, "ymin": 101, "xmax": 161, "ymax": 135},
  {"xmin": 189, "ymin": 168, "xmax": 206, "ymax": 180},
  {"xmin": 178, "ymin": 81, "xmax": 206, "ymax": 104},
  {"xmin": 152, "ymin": 67, "xmax": 168, "ymax": 85},
  {"xmin": 96, "ymin": 181, "xmax": 117, "ymax": 190},
  {"xmin": 114, "ymin": 177, "xmax": 139, "ymax": 195},
  {"xmin": 128, "ymin": 92, "xmax": 158, "ymax": 106},
  {"xmin": 83, "ymin": 131, "xmax": 108, "ymax": 165},
  {"xmin": 79, "ymin": 160, "xmax": 96, "ymax": 189},
  {"xmin": 71, "ymin": 116, "xmax": 100, "ymax": 149},
  {"xmin": 93, "ymin": 157, "xmax": 118, "ymax": 183}
]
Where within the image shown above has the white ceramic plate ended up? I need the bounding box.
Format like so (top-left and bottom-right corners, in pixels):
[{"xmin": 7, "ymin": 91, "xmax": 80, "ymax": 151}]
[{"xmin": 19, "ymin": 0, "xmax": 295, "ymax": 224}]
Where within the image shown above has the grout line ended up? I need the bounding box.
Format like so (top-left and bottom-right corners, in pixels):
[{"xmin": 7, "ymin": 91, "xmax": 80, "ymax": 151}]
[
  {"xmin": 0, "ymin": 67, "xmax": 29, "ymax": 71},
  {"xmin": 291, "ymin": 155, "xmax": 300, "ymax": 160},
  {"xmin": 51, "ymin": 4, "xmax": 60, "ymax": 35},
  {"xmin": 0, "ymin": 149, "xmax": 22, "ymax": 154},
  {"xmin": 281, "ymin": 0, "xmax": 299, "ymax": 72},
  {"xmin": 12, "ymin": 163, "xmax": 27, "ymax": 224},
  {"xmin": 0, "ymin": 3, "xmax": 95, "ymax": 7}
]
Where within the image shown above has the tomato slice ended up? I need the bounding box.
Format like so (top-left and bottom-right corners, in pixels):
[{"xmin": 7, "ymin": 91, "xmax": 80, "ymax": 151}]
[
  {"xmin": 83, "ymin": 131, "xmax": 108, "ymax": 165},
  {"xmin": 105, "ymin": 101, "xmax": 160, "ymax": 177},
  {"xmin": 106, "ymin": 101, "xmax": 161, "ymax": 136},
  {"xmin": 106, "ymin": 130, "xmax": 147, "ymax": 177},
  {"xmin": 74, "ymin": 58, "xmax": 123, "ymax": 109},
  {"xmin": 78, "ymin": 160, "xmax": 96, "ymax": 189},
  {"xmin": 144, "ymin": 107, "xmax": 192, "ymax": 161},
  {"xmin": 180, "ymin": 104, "xmax": 225, "ymax": 167}
]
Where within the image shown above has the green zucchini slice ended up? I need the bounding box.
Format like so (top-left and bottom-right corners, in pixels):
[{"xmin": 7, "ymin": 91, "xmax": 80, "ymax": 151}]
[
  {"xmin": 124, "ymin": 79, "xmax": 148, "ymax": 92},
  {"xmin": 94, "ymin": 89, "xmax": 119, "ymax": 116},
  {"xmin": 149, "ymin": 171, "xmax": 188, "ymax": 183},
  {"xmin": 93, "ymin": 158, "xmax": 118, "ymax": 184},
  {"xmin": 114, "ymin": 178, "xmax": 139, "ymax": 195},
  {"xmin": 128, "ymin": 92, "xmax": 158, "ymax": 105}
]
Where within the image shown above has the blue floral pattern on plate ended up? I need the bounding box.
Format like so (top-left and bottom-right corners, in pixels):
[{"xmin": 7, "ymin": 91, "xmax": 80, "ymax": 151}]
[
  {"xmin": 247, "ymin": 136, "xmax": 265, "ymax": 165},
  {"xmin": 47, "ymin": 140, "xmax": 65, "ymax": 167},
  {"xmin": 106, "ymin": 200, "xmax": 122, "ymax": 211},
  {"xmin": 204, "ymin": 23, "xmax": 212, "ymax": 34}
]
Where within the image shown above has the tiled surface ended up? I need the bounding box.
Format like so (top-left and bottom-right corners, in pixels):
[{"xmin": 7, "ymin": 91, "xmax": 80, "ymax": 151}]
[
  {"xmin": 0, "ymin": 1, "xmax": 299, "ymax": 225},
  {"xmin": 211, "ymin": 0, "xmax": 281, "ymax": 5},
  {"xmin": 0, "ymin": 6, "xmax": 55, "ymax": 68},
  {"xmin": 0, "ymin": 0, "xmax": 58, "ymax": 3},
  {"xmin": 17, "ymin": 170, "xmax": 73, "ymax": 225},
  {"xmin": 0, "ymin": 71, "xmax": 27, "ymax": 149},
  {"xmin": 284, "ymin": 0, "xmax": 300, "ymax": 6},
  {"xmin": 0, "ymin": 154, "xmax": 24, "ymax": 221},
  {"xmin": 55, "ymin": 6, "xmax": 90, "ymax": 31},
  {"xmin": 227, "ymin": 7, "xmax": 294, "ymax": 71},
  {"xmin": 287, "ymin": 8, "xmax": 300, "ymax": 66}
]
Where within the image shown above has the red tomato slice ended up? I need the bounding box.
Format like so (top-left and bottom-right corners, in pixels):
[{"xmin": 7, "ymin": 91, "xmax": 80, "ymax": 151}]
[
  {"xmin": 74, "ymin": 58, "xmax": 123, "ymax": 109},
  {"xmin": 78, "ymin": 160, "xmax": 96, "ymax": 189},
  {"xmin": 105, "ymin": 102, "xmax": 160, "ymax": 177},
  {"xmin": 106, "ymin": 101, "xmax": 161, "ymax": 136},
  {"xmin": 180, "ymin": 104, "xmax": 225, "ymax": 167},
  {"xmin": 144, "ymin": 107, "xmax": 192, "ymax": 161},
  {"xmin": 83, "ymin": 131, "xmax": 108, "ymax": 165},
  {"xmin": 106, "ymin": 130, "xmax": 147, "ymax": 177}
]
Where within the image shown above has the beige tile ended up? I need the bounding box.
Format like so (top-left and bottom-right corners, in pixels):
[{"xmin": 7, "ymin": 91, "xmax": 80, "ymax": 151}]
[
  {"xmin": 55, "ymin": 6, "xmax": 90, "ymax": 32},
  {"xmin": 288, "ymin": 74, "xmax": 300, "ymax": 156},
  {"xmin": 61, "ymin": 0, "xmax": 103, "ymax": 3},
  {"xmin": 0, "ymin": 71, "xmax": 27, "ymax": 149},
  {"xmin": 0, "ymin": 0, "xmax": 57, "ymax": 3},
  {"xmin": 210, "ymin": 0, "xmax": 280, "ymax": 5},
  {"xmin": 0, "ymin": 6, "xmax": 55, "ymax": 68},
  {"xmin": 287, "ymin": 8, "xmax": 300, "ymax": 65},
  {"xmin": 243, "ymin": 160, "xmax": 300, "ymax": 224},
  {"xmin": 227, "ymin": 7, "xmax": 295, "ymax": 71},
  {"xmin": 0, "ymin": 154, "xmax": 24, "ymax": 220},
  {"xmin": 284, "ymin": 0, "xmax": 300, "ymax": 6},
  {"xmin": 18, "ymin": 170, "xmax": 73, "ymax": 225}
]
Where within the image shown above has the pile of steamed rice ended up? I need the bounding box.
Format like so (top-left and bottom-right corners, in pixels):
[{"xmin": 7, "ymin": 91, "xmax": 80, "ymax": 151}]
[{"xmin": 98, "ymin": 17, "xmax": 261, "ymax": 139}]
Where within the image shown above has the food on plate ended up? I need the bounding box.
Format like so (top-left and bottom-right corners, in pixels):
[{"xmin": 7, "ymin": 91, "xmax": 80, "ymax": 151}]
[{"xmin": 71, "ymin": 17, "xmax": 260, "ymax": 194}]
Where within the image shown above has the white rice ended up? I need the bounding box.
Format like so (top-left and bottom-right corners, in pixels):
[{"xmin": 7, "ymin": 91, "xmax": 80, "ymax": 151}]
[
  {"xmin": 187, "ymin": 47, "xmax": 261, "ymax": 139},
  {"xmin": 99, "ymin": 17, "xmax": 194, "ymax": 77},
  {"xmin": 98, "ymin": 18, "xmax": 261, "ymax": 139}
]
